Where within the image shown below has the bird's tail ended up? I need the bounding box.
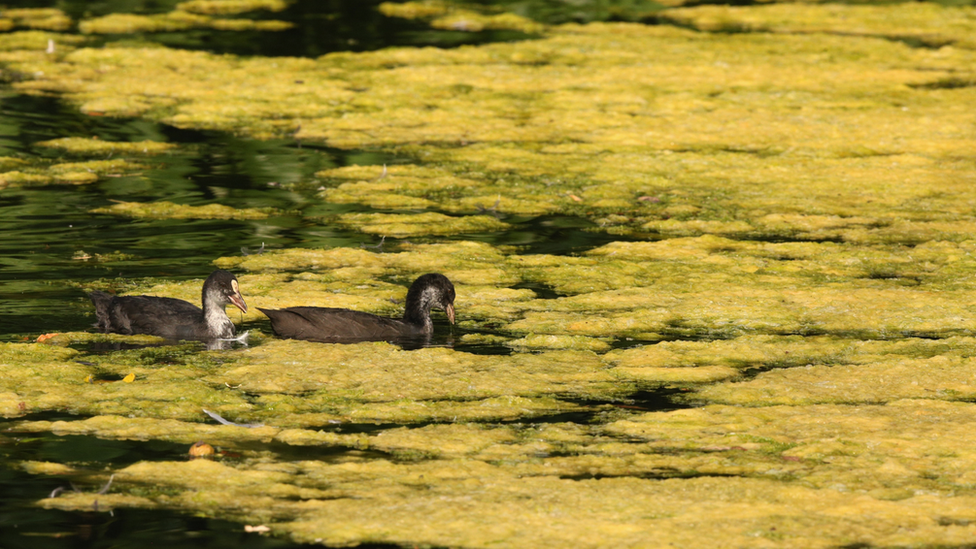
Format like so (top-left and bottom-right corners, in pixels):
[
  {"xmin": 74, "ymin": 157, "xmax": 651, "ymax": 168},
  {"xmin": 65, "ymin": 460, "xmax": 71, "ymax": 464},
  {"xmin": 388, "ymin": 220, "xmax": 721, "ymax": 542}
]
[{"xmin": 88, "ymin": 291, "xmax": 114, "ymax": 332}]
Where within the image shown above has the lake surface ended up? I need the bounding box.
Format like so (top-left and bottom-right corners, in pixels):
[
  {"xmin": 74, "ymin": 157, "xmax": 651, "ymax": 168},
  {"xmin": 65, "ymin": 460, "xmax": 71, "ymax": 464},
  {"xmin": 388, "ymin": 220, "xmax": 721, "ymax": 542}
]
[
  {"xmin": 0, "ymin": 2, "xmax": 656, "ymax": 547},
  {"xmin": 6, "ymin": 0, "xmax": 976, "ymax": 547}
]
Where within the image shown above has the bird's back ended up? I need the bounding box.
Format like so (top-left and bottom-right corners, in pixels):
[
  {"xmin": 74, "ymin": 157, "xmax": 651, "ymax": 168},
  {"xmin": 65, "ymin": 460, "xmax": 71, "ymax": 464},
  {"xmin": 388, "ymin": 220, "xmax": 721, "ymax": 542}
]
[
  {"xmin": 91, "ymin": 293, "xmax": 210, "ymax": 339},
  {"xmin": 259, "ymin": 306, "xmax": 422, "ymax": 342}
]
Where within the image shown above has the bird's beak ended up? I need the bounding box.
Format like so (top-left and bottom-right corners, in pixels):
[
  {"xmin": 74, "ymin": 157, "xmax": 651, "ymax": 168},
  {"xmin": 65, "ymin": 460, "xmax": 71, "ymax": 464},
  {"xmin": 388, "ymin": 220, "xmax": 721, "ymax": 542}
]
[
  {"xmin": 229, "ymin": 281, "xmax": 248, "ymax": 313},
  {"xmin": 445, "ymin": 303, "xmax": 455, "ymax": 324}
]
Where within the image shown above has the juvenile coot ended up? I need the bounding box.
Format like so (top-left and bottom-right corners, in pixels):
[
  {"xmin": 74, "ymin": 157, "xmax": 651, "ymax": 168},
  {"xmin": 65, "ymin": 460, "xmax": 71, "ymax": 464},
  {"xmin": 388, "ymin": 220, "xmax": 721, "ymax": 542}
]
[
  {"xmin": 258, "ymin": 273, "xmax": 455, "ymax": 342},
  {"xmin": 89, "ymin": 270, "xmax": 247, "ymax": 341}
]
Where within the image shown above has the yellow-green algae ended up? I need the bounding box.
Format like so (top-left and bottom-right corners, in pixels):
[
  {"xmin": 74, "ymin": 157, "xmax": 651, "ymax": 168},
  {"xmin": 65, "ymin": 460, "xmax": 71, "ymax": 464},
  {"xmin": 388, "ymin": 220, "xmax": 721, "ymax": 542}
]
[
  {"xmin": 34, "ymin": 137, "xmax": 176, "ymax": 155},
  {"xmin": 0, "ymin": 8, "xmax": 72, "ymax": 31},
  {"xmin": 26, "ymin": 235, "xmax": 976, "ymax": 545},
  {"xmin": 78, "ymin": 11, "xmax": 292, "ymax": 35},
  {"xmin": 177, "ymin": 0, "xmax": 290, "ymax": 15},
  {"xmin": 0, "ymin": 158, "xmax": 147, "ymax": 186},
  {"xmin": 660, "ymin": 3, "xmax": 976, "ymax": 49},
  {"xmin": 26, "ymin": 444, "xmax": 976, "ymax": 547},
  {"xmin": 429, "ymin": 11, "xmax": 546, "ymax": 34},
  {"xmin": 91, "ymin": 200, "xmax": 281, "ymax": 220},
  {"xmin": 317, "ymin": 164, "xmax": 567, "ymax": 215},
  {"xmin": 7, "ymin": 334, "xmax": 620, "ymax": 425},
  {"xmin": 335, "ymin": 211, "xmax": 510, "ymax": 236},
  {"xmin": 0, "ymin": 31, "xmax": 86, "ymax": 54},
  {"xmin": 5, "ymin": 3, "xmax": 976, "ymax": 547},
  {"xmin": 1, "ymin": 337, "xmax": 257, "ymax": 421},
  {"xmin": 378, "ymin": 2, "xmax": 547, "ymax": 34},
  {"xmin": 3, "ymin": 9, "xmax": 970, "ymax": 236},
  {"xmin": 14, "ymin": 326, "xmax": 976, "ymax": 545},
  {"xmin": 377, "ymin": 1, "xmax": 451, "ymax": 20}
]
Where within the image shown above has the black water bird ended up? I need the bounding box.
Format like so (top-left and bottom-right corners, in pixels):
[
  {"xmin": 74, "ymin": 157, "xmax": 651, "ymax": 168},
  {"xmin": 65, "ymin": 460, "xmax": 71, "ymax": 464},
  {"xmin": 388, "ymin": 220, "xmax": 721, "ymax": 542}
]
[
  {"xmin": 258, "ymin": 273, "xmax": 455, "ymax": 343},
  {"xmin": 89, "ymin": 270, "xmax": 247, "ymax": 341}
]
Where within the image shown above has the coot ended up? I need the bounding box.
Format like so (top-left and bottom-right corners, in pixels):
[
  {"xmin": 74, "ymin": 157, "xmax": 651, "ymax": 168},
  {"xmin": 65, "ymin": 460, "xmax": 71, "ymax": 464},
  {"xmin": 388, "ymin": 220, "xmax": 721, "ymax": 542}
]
[
  {"xmin": 89, "ymin": 270, "xmax": 247, "ymax": 341},
  {"xmin": 259, "ymin": 273, "xmax": 455, "ymax": 342}
]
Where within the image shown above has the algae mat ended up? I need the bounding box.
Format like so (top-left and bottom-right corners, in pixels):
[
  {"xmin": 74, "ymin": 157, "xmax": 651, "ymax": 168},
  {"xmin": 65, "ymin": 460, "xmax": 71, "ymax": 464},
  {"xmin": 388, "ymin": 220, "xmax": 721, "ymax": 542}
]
[{"xmin": 3, "ymin": 2, "xmax": 976, "ymax": 548}]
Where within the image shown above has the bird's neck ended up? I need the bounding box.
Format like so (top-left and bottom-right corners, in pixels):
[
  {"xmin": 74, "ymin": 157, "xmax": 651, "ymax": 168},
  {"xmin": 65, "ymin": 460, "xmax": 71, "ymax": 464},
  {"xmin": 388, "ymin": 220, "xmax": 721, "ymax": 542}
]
[
  {"xmin": 403, "ymin": 289, "xmax": 434, "ymax": 332},
  {"xmin": 203, "ymin": 290, "xmax": 234, "ymax": 338}
]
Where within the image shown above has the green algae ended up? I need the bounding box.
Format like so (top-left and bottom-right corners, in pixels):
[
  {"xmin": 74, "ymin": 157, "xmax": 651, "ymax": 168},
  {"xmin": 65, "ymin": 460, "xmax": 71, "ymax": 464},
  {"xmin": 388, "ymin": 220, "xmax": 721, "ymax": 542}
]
[
  {"xmin": 177, "ymin": 0, "xmax": 290, "ymax": 15},
  {"xmin": 33, "ymin": 233, "xmax": 976, "ymax": 544},
  {"xmin": 79, "ymin": 11, "xmax": 292, "ymax": 35},
  {"xmin": 0, "ymin": 342, "xmax": 97, "ymax": 418},
  {"xmin": 603, "ymin": 399, "xmax": 976, "ymax": 491},
  {"xmin": 430, "ymin": 11, "xmax": 546, "ymax": 34},
  {"xmin": 13, "ymin": 322, "xmax": 976, "ymax": 546},
  {"xmin": 7, "ymin": 3, "xmax": 976, "ymax": 547},
  {"xmin": 1, "ymin": 139, "xmax": 162, "ymax": 186},
  {"xmin": 378, "ymin": 2, "xmax": 546, "ymax": 34},
  {"xmin": 31, "ymin": 448, "xmax": 976, "ymax": 548},
  {"xmin": 4, "ymin": 8, "xmax": 971, "ymax": 238},
  {"xmin": 0, "ymin": 170, "xmax": 52, "ymax": 186},
  {"xmin": 0, "ymin": 8, "xmax": 72, "ymax": 32},
  {"xmin": 35, "ymin": 137, "xmax": 176, "ymax": 155},
  {"xmin": 0, "ymin": 158, "xmax": 146, "ymax": 187},
  {"xmin": 335, "ymin": 211, "xmax": 510, "ymax": 236},
  {"xmin": 91, "ymin": 200, "xmax": 280, "ymax": 220},
  {"xmin": 216, "ymin": 240, "xmax": 521, "ymax": 287},
  {"xmin": 660, "ymin": 3, "xmax": 976, "ymax": 49},
  {"xmin": 207, "ymin": 340, "xmax": 626, "ymax": 424},
  {"xmin": 0, "ymin": 338, "xmax": 257, "ymax": 420},
  {"xmin": 377, "ymin": 1, "xmax": 451, "ymax": 20},
  {"xmin": 50, "ymin": 159, "xmax": 145, "ymax": 175},
  {"xmin": 21, "ymin": 415, "xmax": 291, "ymax": 448},
  {"xmin": 506, "ymin": 334, "xmax": 611, "ymax": 352},
  {"xmin": 317, "ymin": 163, "xmax": 565, "ymax": 215},
  {"xmin": 36, "ymin": 332, "xmax": 167, "ymax": 347}
]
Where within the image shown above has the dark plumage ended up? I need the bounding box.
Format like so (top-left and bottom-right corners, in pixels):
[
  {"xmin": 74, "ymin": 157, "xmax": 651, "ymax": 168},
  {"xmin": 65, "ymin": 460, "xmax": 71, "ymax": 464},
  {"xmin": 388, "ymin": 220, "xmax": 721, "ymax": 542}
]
[
  {"xmin": 258, "ymin": 273, "xmax": 455, "ymax": 343},
  {"xmin": 89, "ymin": 270, "xmax": 247, "ymax": 341}
]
